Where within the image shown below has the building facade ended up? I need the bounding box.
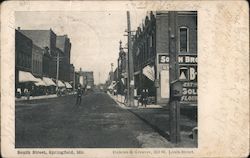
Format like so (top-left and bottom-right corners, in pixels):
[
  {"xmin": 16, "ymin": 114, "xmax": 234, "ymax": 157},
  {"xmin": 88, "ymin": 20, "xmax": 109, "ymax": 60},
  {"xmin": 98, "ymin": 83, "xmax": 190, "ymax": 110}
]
[
  {"xmin": 132, "ymin": 11, "xmax": 197, "ymax": 105},
  {"xmin": 15, "ymin": 30, "xmax": 33, "ymax": 74},
  {"xmin": 56, "ymin": 35, "xmax": 72, "ymax": 82},
  {"xmin": 32, "ymin": 44, "xmax": 43, "ymax": 78},
  {"xmin": 19, "ymin": 28, "xmax": 58, "ymax": 79},
  {"xmin": 18, "ymin": 28, "xmax": 73, "ymax": 83},
  {"xmin": 116, "ymin": 41, "xmax": 127, "ymax": 94},
  {"xmin": 19, "ymin": 28, "xmax": 57, "ymax": 56},
  {"xmin": 78, "ymin": 69, "xmax": 94, "ymax": 89},
  {"xmin": 15, "ymin": 29, "xmax": 33, "ymax": 92},
  {"xmin": 42, "ymin": 47, "xmax": 51, "ymax": 77},
  {"xmin": 69, "ymin": 64, "xmax": 75, "ymax": 87}
]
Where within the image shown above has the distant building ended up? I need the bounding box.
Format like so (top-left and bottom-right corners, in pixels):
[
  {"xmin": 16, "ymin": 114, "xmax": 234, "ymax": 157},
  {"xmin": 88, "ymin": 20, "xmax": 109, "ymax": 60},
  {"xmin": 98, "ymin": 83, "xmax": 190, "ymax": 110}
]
[
  {"xmin": 69, "ymin": 64, "xmax": 75, "ymax": 86},
  {"xmin": 78, "ymin": 69, "xmax": 94, "ymax": 89},
  {"xmin": 116, "ymin": 41, "xmax": 127, "ymax": 94},
  {"xmin": 74, "ymin": 71, "xmax": 80, "ymax": 88}
]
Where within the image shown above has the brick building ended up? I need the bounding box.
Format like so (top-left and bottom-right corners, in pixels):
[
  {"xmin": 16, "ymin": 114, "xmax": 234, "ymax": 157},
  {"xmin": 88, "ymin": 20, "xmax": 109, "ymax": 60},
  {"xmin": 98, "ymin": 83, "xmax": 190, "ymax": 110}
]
[
  {"xmin": 69, "ymin": 64, "xmax": 75, "ymax": 87},
  {"xmin": 19, "ymin": 28, "xmax": 58, "ymax": 79},
  {"xmin": 15, "ymin": 30, "xmax": 33, "ymax": 85},
  {"xmin": 78, "ymin": 68, "xmax": 94, "ymax": 89},
  {"xmin": 19, "ymin": 28, "xmax": 57, "ymax": 56},
  {"xmin": 116, "ymin": 41, "xmax": 127, "ymax": 94},
  {"xmin": 32, "ymin": 44, "xmax": 43, "ymax": 78},
  {"xmin": 42, "ymin": 47, "xmax": 51, "ymax": 77},
  {"xmin": 132, "ymin": 11, "xmax": 197, "ymax": 105},
  {"xmin": 56, "ymin": 35, "xmax": 72, "ymax": 82},
  {"xmin": 19, "ymin": 28, "xmax": 73, "ymax": 82}
]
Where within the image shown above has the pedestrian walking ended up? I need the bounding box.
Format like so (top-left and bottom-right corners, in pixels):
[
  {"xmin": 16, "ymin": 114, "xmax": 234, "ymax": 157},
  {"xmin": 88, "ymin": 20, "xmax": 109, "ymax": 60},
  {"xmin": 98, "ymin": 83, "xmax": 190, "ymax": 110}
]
[
  {"xmin": 144, "ymin": 89, "xmax": 149, "ymax": 107},
  {"xmin": 24, "ymin": 88, "xmax": 30, "ymax": 100},
  {"xmin": 16, "ymin": 88, "xmax": 22, "ymax": 98},
  {"xmin": 140, "ymin": 89, "xmax": 146, "ymax": 107},
  {"xmin": 75, "ymin": 85, "xmax": 83, "ymax": 106}
]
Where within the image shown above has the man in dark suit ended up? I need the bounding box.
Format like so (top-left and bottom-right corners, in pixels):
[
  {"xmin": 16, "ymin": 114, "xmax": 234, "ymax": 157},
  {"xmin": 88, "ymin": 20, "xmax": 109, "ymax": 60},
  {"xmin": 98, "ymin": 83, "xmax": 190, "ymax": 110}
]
[{"xmin": 75, "ymin": 85, "xmax": 83, "ymax": 106}]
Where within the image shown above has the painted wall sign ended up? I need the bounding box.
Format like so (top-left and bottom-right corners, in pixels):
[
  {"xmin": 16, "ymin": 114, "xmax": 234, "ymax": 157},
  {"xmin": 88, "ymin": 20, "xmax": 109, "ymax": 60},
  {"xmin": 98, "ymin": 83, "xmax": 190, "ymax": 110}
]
[
  {"xmin": 160, "ymin": 69, "xmax": 170, "ymax": 98},
  {"xmin": 178, "ymin": 54, "xmax": 197, "ymax": 103},
  {"xmin": 158, "ymin": 54, "xmax": 170, "ymax": 64},
  {"xmin": 157, "ymin": 54, "xmax": 197, "ymax": 103},
  {"xmin": 158, "ymin": 54, "xmax": 197, "ymax": 65}
]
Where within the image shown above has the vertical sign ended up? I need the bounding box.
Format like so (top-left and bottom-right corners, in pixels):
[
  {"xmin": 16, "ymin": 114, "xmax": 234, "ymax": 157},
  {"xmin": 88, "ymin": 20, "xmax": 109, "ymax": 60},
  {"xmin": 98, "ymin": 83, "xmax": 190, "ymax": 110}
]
[
  {"xmin": 160, "ymin": 69, "xmax": 169, "ymax": 98},
  {"xmin": 158, "ymin": 54, "xmax": 170, "ymax": 98}
]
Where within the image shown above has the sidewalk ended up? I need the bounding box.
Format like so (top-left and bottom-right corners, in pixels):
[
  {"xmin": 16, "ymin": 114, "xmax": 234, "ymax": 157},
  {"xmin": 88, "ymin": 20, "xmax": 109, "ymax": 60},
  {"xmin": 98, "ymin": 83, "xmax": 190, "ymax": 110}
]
[
  {"xmin": 15, "ymin": 92, "xmax": 76, "ymax": 101},
  {"xmin": 108, "ymin": 92, "xmax": 198, "ymax": 147},
  {"xmin": 109, "ymin": 93, "xmax": 163, "ymax": 109}
]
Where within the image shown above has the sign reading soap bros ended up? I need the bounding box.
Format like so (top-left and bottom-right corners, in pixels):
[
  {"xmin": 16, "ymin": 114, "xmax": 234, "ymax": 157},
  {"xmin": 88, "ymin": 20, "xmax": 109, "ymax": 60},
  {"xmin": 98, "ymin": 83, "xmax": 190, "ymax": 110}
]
[{"xmin": 158, "ymin": 54, "xmax": 197, "ymax": 104}]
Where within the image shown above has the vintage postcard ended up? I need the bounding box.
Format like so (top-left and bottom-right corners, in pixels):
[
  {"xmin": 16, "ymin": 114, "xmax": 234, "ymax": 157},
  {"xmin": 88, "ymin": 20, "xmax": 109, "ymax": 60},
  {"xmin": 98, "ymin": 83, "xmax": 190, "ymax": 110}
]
[{"xmin": 1, "ymin": 0, "xmax": 249, "ymax": 158}]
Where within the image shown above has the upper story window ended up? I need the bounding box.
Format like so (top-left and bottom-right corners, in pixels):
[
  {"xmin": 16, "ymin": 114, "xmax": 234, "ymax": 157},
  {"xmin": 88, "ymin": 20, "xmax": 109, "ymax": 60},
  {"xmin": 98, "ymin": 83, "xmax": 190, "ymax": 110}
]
[{"xmin": 179, "ymin": 26, "xmax": 189, "ymax": 53}]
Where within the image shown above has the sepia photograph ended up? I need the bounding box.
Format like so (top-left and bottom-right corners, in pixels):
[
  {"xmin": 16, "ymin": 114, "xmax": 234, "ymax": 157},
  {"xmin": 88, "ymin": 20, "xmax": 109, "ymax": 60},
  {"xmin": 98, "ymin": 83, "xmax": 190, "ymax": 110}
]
[
  {"xmin": 15, "ymin": 10, "xmax": 197, "ymax": 148},
  {"xmin": 1, "ymin": 1, "xmax": 249, "ymax": 158}
]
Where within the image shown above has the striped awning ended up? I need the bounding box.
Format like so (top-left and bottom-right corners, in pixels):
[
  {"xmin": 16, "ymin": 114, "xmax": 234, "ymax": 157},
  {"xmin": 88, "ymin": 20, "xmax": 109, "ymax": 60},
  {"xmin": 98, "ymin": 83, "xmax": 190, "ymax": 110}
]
[
  {"xmin": 57, "ymin": 80, "xmax": 65, "ymax": 87},
  {"xmin": 64, "ymin": 82, "xmax": 72, "ymax": 88},
  {"xmin": 34, "ymin": 78, "xmax": 46, "ymax": 86},
  {"xmin": 19, "ymin": 71, "xmax": 39, "ymax": 83},
  {"xmin": 42, "ymin": 77, "xmax": 56, "ymax": 86}
]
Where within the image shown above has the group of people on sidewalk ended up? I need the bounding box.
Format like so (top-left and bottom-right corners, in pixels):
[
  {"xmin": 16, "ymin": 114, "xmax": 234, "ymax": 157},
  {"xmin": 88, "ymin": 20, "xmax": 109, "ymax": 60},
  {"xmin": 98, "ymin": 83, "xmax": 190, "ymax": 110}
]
[
  {"xmin": 123, "ymin": 88, "xmax": 149, "ymax": 107},
  {"xmin": 17, "ymin": 84, "xmax": 86, "ymax": 103}
]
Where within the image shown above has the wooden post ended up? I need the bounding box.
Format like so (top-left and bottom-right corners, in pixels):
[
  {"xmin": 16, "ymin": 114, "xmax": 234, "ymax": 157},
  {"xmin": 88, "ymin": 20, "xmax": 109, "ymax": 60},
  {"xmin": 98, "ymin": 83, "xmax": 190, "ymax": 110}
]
[
  {"xmin": 169, "ymin": 11, "xmax": 181, "ymax": 144},
  {"xmin": 127, "ymin": 11, "xmax": 134, "ymax": 106}
]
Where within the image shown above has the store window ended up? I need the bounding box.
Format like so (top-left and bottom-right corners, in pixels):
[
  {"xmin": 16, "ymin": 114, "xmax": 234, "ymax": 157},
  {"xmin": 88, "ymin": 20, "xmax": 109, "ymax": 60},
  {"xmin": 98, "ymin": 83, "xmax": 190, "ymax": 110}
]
[{"xmin": 179, "ymin": 27, "xmax": 189, "ymax": 53}]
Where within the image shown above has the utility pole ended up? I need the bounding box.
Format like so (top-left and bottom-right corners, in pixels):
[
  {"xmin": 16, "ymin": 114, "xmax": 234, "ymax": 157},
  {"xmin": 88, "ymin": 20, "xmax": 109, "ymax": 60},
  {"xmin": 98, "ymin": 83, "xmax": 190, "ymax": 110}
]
[
  {"xmin": 54, "ymin": 52, "xmax": 63, "ymax": 91},
  {"xmin": 127, "ymin": 11, "xmax": 134, "ymax": 107},
  {"xmin": 169, "ymin": 11, "xmax": 181, "ymax": 143},
  {"xmin": 56, "ymin": 52, "xmax": 60, "ymax": 91}
]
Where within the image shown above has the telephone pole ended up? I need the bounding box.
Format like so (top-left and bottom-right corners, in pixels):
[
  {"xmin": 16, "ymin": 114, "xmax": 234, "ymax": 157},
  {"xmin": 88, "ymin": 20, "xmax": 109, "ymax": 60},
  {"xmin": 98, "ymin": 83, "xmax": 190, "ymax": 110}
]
[
  {"xmin": 169, "ymin": 11, "xmax": 181, "ymax": 143},
  {"xmin": 56, "ymin": 52, "xmax": 59, "ymax": 89},
  {"xmin": 126, "ymin": 11, "xmax": 134, "ymax": 107},
  {"xmin": 51, "ymin": 51, "xmax": 64, "ymax": 91}
]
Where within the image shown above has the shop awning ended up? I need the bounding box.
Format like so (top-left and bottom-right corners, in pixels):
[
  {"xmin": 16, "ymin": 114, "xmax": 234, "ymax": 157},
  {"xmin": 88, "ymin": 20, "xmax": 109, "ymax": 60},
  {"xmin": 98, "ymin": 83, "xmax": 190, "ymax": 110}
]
[
  {"xmin": 19, "ymin": 71, "xmax": 39, "ymax": 83},
  {"xmin": 42, "ymin": 77, "xmax": 56, "ymax": 86},
  {"xmin": 57, "ymin": 80, "xmax": 65, "ymax": 87},
  {"xmin": 34, "ymin": 78, "xmax": 46, "ymax": 86},
  {"xmin": 143, "ymin": 65, "xmax": 155, "ymax": 81},
  {"xmin": 64, "ymin": 82, "xmax": 72, "ymax": 88}
]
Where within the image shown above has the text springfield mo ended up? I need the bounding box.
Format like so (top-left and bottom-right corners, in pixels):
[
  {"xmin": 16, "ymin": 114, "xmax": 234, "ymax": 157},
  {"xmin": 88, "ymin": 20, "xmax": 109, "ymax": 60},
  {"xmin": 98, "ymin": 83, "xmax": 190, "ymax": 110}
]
[{"xmin": 17, "ymin": 150, "xmax": 85, "ymax": 155}]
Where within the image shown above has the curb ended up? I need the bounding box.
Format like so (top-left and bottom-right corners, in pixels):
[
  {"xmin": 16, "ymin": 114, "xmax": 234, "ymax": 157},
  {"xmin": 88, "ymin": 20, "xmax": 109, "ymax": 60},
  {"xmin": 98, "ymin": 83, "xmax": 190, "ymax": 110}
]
[{"xmin": 15, "ymin": 93, "xmax": 75, "ymax": 102}]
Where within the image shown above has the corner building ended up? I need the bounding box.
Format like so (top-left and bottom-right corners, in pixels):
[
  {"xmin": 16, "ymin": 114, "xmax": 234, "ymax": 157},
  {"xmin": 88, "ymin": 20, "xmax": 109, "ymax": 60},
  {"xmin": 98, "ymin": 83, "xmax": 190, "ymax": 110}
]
[{"xmin": 132, "ymin": 11, "xmax": 197, "ymax": 105}]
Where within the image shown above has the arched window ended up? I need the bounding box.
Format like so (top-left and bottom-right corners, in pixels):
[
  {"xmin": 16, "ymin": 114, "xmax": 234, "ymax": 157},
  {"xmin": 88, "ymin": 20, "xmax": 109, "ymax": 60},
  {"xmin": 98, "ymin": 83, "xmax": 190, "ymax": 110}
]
[{"xmin": 179, "ymin": 26, "xmax": 189, "ymax": 53}]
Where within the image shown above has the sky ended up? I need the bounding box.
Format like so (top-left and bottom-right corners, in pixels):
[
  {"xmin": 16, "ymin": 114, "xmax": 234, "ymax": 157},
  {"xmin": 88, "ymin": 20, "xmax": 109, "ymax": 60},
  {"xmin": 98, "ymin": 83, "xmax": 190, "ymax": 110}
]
[{"xmin": 15, "ymin": 11, "xmax": 147, "ymax": 84}]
